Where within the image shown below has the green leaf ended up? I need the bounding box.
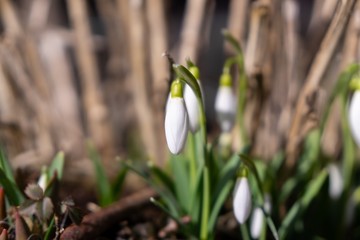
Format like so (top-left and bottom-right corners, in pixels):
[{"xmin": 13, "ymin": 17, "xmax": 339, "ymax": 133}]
[
  {"xmin": 207, "ymin": 179, "xmax": 233, "ymax": 232},
  {"xmin": 112, "ymin": 166, "xmax": 128, "ymax": 200},
  {"xmin": 0, "ymin": 168, "xmax": 24, "ymax": 206},
  {"xmin": 44, "ymin": 217, "xmax": 55, "ymax": 240},
  {"xmin": 211, "ymin": 154, "xmax": 240, "ymax": 206},
  {"xmin": 123, "ymin": 161, "xmax": 181, "ymax": 219},
  {"xmin": 148, "ymin": 163, "xmax": 175, "ymax": 195},
  {"xmin": 0, "ymin": 149, "xmax": 16, "ymax": 183},
  {"xmin": 170, "ymin": 155, "xmax": 191, "ymax": 213},
  {"xmin": 86, "ymin": 141, "xmax": 113, "ymax": 207},
  {"xmin": 48, "ymin": 151, "xmax": 65, "ymax": 181},
  {"xmin": 278, "ymin": 169, "xmax": 328, "ymax": 239}
]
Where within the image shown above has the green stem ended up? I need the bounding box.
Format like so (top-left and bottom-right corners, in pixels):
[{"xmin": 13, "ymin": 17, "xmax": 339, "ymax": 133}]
[
  {"xmin": 236, "ymin": 56, "xmax": 248, "ymax": 145},
  {"xmin": 200, "ymin": 166, "xmax": 210, "ymax": 239},
  {"xmin": 188, "ymin": 133, "xmax": 197, "ymax": 189}
]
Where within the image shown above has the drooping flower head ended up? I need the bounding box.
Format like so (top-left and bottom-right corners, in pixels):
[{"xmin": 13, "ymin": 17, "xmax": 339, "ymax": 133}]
[
  {"xmin": 215, "ymin": 72, "xmax": 236, "ymax": 132},
  {"xmin": 250, "ymin": 194, "xmax": 272, "ymax": 239},
  {"xmin": 328, "ymin": 163, "xmax": 343, "ymax": 200},
  {"xmin": 184, "ymin": 66, "xmax": 203, "ymax": 133},
  {"xmin": 165, "ymin": 79, "xmax": 189, "ymax": 155},
  {"xmin": 233, "ymin": 167, "xmax": 252, "ymax": 224}
]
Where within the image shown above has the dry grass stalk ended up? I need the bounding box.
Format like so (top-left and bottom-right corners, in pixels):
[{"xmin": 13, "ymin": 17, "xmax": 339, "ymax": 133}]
[
  {"xmin": 227, "ymin": 0, "xmax": 249, "ymax": 49},
  {"xmin": 66, "ymin": 0, "xmax": 115, "ymax": 160},
  {"xmin": 146, "ymin": 0, "xmax": 169, "ymax": 165},
  {"xmin": 286, "ymin": 0, "xmax": 357, "ymax": 169},
  {"xmin": 127, "ymin": 0, "xmax": 159, "ymax": 163},
  {"xmin": 178, "ymin": 0, "xmax": 211, "ymax": 63}
]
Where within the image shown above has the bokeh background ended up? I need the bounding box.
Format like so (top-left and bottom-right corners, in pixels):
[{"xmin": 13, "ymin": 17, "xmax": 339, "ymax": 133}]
[{"xmin": 0, "ymin": 0, "xmax": 357, "ymax": 195}]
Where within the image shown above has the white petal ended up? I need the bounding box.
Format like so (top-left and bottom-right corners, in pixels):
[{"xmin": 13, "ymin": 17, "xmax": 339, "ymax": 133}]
[
  {"xmin": 328, "ymin": 163, "xmax": 343, "ymax": 199},
  {"xmin": 233, "ymin": 178, "xmax": 252, "ymax": 224},
  {"xmin": 215, "ymin": 87, "xmax": 236, "ymax": 132},
  {"xmin": 184, "ymin": 83, "xmax": 200, "ymax": 133},
  {"xmin": 250, "ymin": 207, "xmax": 264, "ymax": 239},
  {"xmin": 165, "ymin": 98, "xmax": 189, "ymax": 154},
  {"xmin": 349, "ymin": 91, "xmax": 360, "ymax": 148}
]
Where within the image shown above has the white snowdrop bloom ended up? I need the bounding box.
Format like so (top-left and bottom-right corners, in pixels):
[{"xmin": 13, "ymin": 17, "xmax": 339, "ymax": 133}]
[
  {"xmin": 250, "ymin": 207, "xmax": 263, "ymax": 239},
  {"xmin": 328, "ymin": 163, "xmax": 343, "ymax": 200},
  {"xmin": 233, "ymin": 177, "xmax": 252, "ymax": 224},
  {"xmin": 184, "ymin": 66, "xmax": 204, "ymax": 133},
  {"xmin": 250, "ymin": 194, "xmax": 272, "ymax": 239},
  {"xmin": 215, "ymin": 73, "xmax": 236, "ymax": 132},
  {"xmin": 349, "ymin": 91, "xmax": 360, "ymax": 148},
  {"xmin": 165, "ymin": 80, "xmax": 189, "ymax": 155}
]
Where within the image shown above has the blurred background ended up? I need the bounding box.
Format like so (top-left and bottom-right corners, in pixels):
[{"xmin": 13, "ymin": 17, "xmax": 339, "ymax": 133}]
[{"xmin": 0, "ymin": 0, "xmax": 357, "ymax": 194}]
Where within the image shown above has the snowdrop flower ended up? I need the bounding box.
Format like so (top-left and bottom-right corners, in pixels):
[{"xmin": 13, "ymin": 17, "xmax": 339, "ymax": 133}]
[
  {"xmin": 250, "ymin": 194, "xmax": 272, "ymax": 239},
  {"xmin": 328, "ymin": 163, "xmax": 343, "ymax": 200},
  {"xmin": 233, "ymin": 169, "xmax": 252, "ymax": 224},
  {"xmin": 349, "ymin": 90, "xmax": 360, "ymax": 148},
  {"xmin": 165, "ymin": 80, "xmax": 189, "ymax": 155},
  {"xmin": 184, "ymin": 66, "xmax": 203, "ymax": 133},
  {"xmin": 215, "ymin": 73, "xmax": 236, "ymax": 132}
]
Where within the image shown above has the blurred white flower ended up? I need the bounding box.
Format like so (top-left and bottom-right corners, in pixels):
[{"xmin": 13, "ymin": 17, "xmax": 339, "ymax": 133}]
[
  {"xmin": 250, "ymin": 194, "xmax": 272, "ymax": 239},
  {"xmin": 328, "ymin": 163, "xmax": 343, "ymax": 200},
  {"xmin": 349, "ymin": 91, "xmax": 360, "ymax": 148},
  {"xmin": 233, "ymin": 177, "xmax": 252, "ymax": 224},
  {"xmin": 165, "ymin": 81, "xmax": 189, "ymax": 155}
]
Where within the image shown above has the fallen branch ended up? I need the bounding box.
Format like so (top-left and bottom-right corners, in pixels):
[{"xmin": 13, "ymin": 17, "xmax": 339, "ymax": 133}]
[{"xmin": 60, "ymin": 188, "xmax": 156, "ymax": 240}]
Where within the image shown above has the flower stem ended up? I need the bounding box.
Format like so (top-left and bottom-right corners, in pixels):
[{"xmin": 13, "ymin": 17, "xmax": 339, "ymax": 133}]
[{"xmin": 200, "ymin": 166, "xmax": 210, "ymax": 239}]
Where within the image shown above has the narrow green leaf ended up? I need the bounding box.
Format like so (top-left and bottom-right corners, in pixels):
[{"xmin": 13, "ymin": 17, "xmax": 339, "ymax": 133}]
[
  {"xmin": 211, "ymin": 154, "xmax": 240, "ymax": 205},
  {"xmin": 262, "ymin": 207, "xmax": 279, "ymax": 240},
  {"xmin": 112, "ymin": 166, "xmax": 128, "ymax": 200},
  {"xmin": 44, "ymin": 217, "xmax": 55, "ymax": 240},
  {"xmin": 207, "ymin": 180, "xmax": 233, "ymax": 232},
  {"xmin": 170, "ymin": 155, "xmax": 191, "ymax": 213},
  {"xmin": 148, "ymin": 163, "xmax": 175, "ymax": 195},
  {"xmin": 122, "ymin": 161, "xmax": 181, "ymax": 218},
  {"xmin": 48, "ymin": 151, "xmax": 64, "ymax": 180},
  {"xmin": 0, "ymin": 149, "xmax": 16, "ymax": 184},
  {"xmin": 86, "ymin": 142, "xmax": 113, "ymax": 207},
  {"xmin": 278, "ymin": 170, "xmax": 328, "ymax": 239},
  {"xmin": 0, "ymin": 168, "xmax": 24, "ymax": 206}
]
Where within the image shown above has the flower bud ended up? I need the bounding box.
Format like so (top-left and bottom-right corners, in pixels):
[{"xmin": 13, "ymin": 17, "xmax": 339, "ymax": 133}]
[
  {"xmin": 349, "ymin": 90, "xmax": 360, "ymax": 148},
  {"xmin": 328, "ymin": 163, "xmax": 343, "ymax": 200},
  {"xmin": 233, "ymin": 175, "xmax": 252, "ymax": 224},
  {"xmin": 184, "ymin": 66, "xmax": 203, "ymax": 133},
  {"xmin": 37, "ymin": 166, "xmax": 48, "ymax": 192},
  {"xmin": 165, "ymin": 80, "xmax": 189, "ymax": 155},
  {"xmin": 250, "ymin": 194, "xmax": 271, "ymax": 239},
  {"xmin": 215, "ymin": 73, "xmax": 236, "ymax": 132}
]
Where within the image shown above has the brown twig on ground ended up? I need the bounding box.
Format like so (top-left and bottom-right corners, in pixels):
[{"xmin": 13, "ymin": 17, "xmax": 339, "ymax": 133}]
[
  {"xmin": 286, "ymin": 0, "xmax": 357, "ymax": 169},
  {"xmin": 60, "ymin": 188, "xmax": 157, "ymax": 240}
]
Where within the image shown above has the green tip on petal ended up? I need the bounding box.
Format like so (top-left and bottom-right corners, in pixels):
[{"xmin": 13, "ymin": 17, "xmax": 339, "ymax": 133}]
[
  {"xmin": 238, "ymin": 166, "xmax": 249, "ymax": 178},
  {"xmin": 189, "ymin": 66, "xmax": 200, "ymax": 80},
  {"xmin": 349, "ymin": 77, "xmax": 360, "ymax": 91},
  {"xmin": 171, "ymin": 79, "xmax": 183, "ymax": 98},
  {"xmin": 220, "ymin": 72, "xmax": 232, "ymax": 87}
]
